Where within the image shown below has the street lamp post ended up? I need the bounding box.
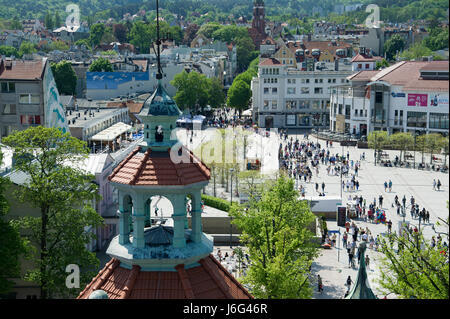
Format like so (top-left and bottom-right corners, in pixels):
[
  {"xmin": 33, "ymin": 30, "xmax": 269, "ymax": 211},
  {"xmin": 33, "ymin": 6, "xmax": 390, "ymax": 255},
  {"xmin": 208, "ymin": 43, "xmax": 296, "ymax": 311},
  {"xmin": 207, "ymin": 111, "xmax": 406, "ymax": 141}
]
[{"xmin": 229, "ymin": 168, "xmax": 234, "ymax": 248}]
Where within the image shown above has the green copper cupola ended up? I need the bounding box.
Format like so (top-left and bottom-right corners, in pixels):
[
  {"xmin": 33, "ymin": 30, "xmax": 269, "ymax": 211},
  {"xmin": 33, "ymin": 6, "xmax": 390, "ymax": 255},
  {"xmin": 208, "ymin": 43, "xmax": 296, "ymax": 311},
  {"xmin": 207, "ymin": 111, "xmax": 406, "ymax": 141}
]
[{"xmin": 137, "ymin": 81, "xmax": 182, "ymax": 151}]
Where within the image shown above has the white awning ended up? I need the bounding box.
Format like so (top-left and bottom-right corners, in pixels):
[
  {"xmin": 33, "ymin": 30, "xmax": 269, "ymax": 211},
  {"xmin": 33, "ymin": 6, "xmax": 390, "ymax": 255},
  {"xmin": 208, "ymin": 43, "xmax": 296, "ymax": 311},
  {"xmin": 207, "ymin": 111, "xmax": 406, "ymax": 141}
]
[{"xmin": 90, "ymin": 122, "xmax": 132, "ymax": 142}]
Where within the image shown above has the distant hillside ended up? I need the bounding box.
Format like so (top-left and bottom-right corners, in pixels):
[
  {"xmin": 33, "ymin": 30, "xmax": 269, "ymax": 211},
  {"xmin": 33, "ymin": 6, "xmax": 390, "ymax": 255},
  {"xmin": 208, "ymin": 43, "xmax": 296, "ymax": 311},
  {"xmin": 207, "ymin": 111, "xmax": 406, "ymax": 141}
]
[{"xmin": 0, "ymin": 0, "xmax": 448, "ymax": 23}]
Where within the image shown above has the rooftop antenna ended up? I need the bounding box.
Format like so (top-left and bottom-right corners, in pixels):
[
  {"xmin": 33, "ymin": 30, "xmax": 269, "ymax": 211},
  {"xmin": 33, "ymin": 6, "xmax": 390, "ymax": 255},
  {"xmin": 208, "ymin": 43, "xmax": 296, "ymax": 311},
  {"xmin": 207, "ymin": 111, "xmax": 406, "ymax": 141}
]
[{"xmin": 151, "ymin": 0, "xmax": 171, "ymax": 80}]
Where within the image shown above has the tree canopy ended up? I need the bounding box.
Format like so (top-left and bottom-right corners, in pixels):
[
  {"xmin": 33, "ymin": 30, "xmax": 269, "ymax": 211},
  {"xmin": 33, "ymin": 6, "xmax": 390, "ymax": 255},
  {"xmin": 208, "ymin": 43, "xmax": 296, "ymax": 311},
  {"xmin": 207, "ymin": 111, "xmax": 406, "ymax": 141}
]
[
  {"xmin": 89, "ymin": 57, "xmax": 113, "ymax": 72},
  {"xmin": 2, "ymin": 126, "xmax": 103, "ymax": 299},
  {"xmin": 230, "ymin": 176, "xmax": 319, "ymax": 298},
  {"xmin": 50, "ymin": 60, "xmax": 77, "ymax": 96}
]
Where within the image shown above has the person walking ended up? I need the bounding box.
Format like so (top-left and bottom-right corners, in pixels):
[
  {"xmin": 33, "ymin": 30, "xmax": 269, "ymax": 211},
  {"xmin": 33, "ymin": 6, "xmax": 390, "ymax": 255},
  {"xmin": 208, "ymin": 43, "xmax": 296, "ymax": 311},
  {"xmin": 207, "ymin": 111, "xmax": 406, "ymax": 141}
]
[
  {"xmin": 433, "ymin": 179, "xmax": 436, "ymax": 190},
  {"xmin": 317, "ymin": 275, "xmax": 324, "ymax": 294},
  {"xmin": 388, "ymin": 180, "xmax": 392, "ymax": 192},
  {"xmin": 379, "ymin": 195, "xmax": 384, "ymax": 208},
  {"xmin": 322, "ymin": 182, "xmax": 325, "ymax": 193},
  {"xmin": 365, "ymin": 255, "xmax": 370, "ymax": 269},
  {"xmin": 345, "ymin": 276, "xmax": 353, "ymax": 292},
  {"xmin": 437, "ymin": 179, "xmax": 441, "ymax": 191},
  {"xmin": 384, "ymin": 181, "xmax": 388, "ymax": 192},
  {"xmin": 348, "ymin": 250, "xmax": 354, "ymax": 268}
]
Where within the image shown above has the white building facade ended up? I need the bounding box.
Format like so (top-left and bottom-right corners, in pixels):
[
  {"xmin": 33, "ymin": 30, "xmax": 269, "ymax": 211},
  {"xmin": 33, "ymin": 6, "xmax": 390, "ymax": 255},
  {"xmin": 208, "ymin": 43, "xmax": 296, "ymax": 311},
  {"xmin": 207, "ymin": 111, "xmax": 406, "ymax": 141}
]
[
  {"xmin": 252, "ymin": 57, "xmax": 353, "ymax": 129},
  {"xmin": 330, "ymin": 61, "xmax": 449, "ymax": 136}
]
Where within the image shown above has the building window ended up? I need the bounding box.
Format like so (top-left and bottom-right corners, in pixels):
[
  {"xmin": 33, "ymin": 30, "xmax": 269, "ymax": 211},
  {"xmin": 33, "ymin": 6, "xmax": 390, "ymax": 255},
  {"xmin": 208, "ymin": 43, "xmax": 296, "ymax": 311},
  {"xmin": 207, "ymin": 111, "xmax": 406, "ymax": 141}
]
[
  {"xmin": 358, "ymin": 64, "xmax": 362, "ymax": 69},
  {"xmin": 365, "ymin": 64, "xmax": 370, "ymax": 69},
  {"xmin": 301, "ymin": 87, "xmax": 310, "ymax": 94},
  {"xmin": 312, "ymin": 100, "xmax": 320, "ymax": 110},
  {"xmin": 287, "ymin": 87, "xmax": 296, "ymax": 94},
  {"xmin": 407, "ymin": 112, "xmax": 427, "ymax": 128},
  {"xmin": 314, "ymin": 87, "xmax": 323, "ymax": 94},
  {"xmin": 272, "ymin": 88, "xmax": 277, "ymax": 94},
  {"xmin": 20, "ymin": 115, "xmax": 41, "ymax": 125},
  {"xmin": 272, "ymin": 100, "xmax": 277, "ymax": 109},
  {"xmin": 1, "ymin": 103, "xmax": 16, "ymax": 115},
  {"xmin": 298, "ymin": 100, "xmax": 310, "ymax": 109},
  {"xmin": 429, "ymin": 113, "xmax": 449, "ymax": 129},
  {"xmin": 263, "ymin": 100, "xmax": 269, "ymax": 110},
  {"xmin": 19, "ymin": 94, "xmax": 40, "ymax": 104},
  {"xmin": 1, "ymin": 82, "xmax": 15, "ymax": 93},
  {"xmin": 264, "ymin": 87, "xmax": 269, "ymax": 94},
  {"xmin": 286, "ymin": 100, "xmax": 297, "ymax": 109},
  {"xmin": 375, "ymin": 92, "xmax": 383, "ymax": 104}
]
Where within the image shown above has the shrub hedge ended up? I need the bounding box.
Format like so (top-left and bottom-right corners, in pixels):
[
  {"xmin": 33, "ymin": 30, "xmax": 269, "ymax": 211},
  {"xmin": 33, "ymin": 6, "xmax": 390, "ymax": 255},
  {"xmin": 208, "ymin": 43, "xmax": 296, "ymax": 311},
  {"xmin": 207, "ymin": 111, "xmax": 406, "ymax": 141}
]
[{"xmin": 201, "ymin": 194, "xmax": 231, "ymax": 212}]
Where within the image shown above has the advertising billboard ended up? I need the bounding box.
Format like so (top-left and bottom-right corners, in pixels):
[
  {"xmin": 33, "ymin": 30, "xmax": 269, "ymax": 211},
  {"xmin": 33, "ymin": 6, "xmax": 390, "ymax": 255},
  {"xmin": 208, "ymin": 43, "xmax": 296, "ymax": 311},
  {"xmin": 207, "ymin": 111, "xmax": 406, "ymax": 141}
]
[{"xmin": 407, "ymin": 93, "xmax": 428, "ymax": 107}]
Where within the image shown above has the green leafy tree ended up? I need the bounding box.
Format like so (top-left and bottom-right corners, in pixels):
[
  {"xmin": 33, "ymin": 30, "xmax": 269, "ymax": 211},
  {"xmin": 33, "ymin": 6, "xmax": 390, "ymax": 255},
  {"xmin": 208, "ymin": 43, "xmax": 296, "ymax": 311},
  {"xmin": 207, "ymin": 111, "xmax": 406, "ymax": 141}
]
[
  {"xmin": 424, "ymin": 133, "xmax": 446, "ymax": 165},
  {"xmin": 0, "ymin": 45, "xmax": 19, "ymax": 57},
  {"xmin": 89, "ymin": 23, "xmax": 106, "ymax": 47},
  {"xmin": 198, "ymin": 22, "xmax": 222, "ymax": 39},
  {"xmin": 207, "ymin": 77, "xmax": 226, "ymax": 108},
  {"xmin": 424, "ymin": 26, "xmax": 449, "ymax": 51},
  {"xmin": 89, "ymin": 57, "xmax": 113, "ymax": 72},
  {"xmin": 230, "ymin": 176, "xmax": 319, "ymax": 298},
  {"xmin": 2, "ymin": 127, "xmax": 104, "ymax": 299},
  {"xmin": 388, "ymin": 132, "xmax": 414, "ymax": 162},
  {"xmin": 128, "ymin": 21, "xmax": 152, "ymax": 53},
  {"xmin": 368, "ymin": 131, "xmax": 389, "ymax": 165},
  {"xmin": 384, "ymin": 34, "xmax": 406, "ymax": 60},
  {"xmin": 377, "ymin": 218, "xmax": 449, "ymax": 299},
  {"xmin": 170, "ymin": 70, "xmax": 209, "ymax": 112},
  {"xmin": 74, "ymin": 39, "xmax": 91, "ymax": 50},
  {"xmin": 54, "ymin": 12, "xmax": 61, "ymax": 29},
  {"xmin": 227, "ymin": 80, "xmax": 251, "ymax": 117},
  {"xmin": 49, "ymin": 40, "xmax": 69, "ymax": 51},
  {"xmin": 376, "ymin": 58, "xmax": 390, "ymax": 69},
  {"xmin": 18, "ymin": 41, "xmax": 36, "ymax": 57},
  {"xmin": 50, "ymin": 61, "xmax": 77, "ymax": 96},
  {"xmin": 10, "ymin": 16, "xmax": 22, "ymax": 30},
  {"xmin": 400, "ymin": 42, "xmax": 433, "ymax": 61},
  {"xmin": 44, "ymin": 11, "xmax": 53, "ymax": 30},
  {"xmin": 0, "ymin": 151, "xmax": 28, "ymax": 296}
]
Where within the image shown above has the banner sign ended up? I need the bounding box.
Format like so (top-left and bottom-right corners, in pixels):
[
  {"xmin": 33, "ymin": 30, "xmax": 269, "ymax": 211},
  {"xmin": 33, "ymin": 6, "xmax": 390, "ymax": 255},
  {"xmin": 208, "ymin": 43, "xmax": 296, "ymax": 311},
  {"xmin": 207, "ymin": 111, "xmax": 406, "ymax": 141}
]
[
  {"xmin": 407, "ymin": 94, "xmax": 428, "ymax": 107},
  {"xmin": 43, "ymin": 60, "xmax": 70, "ymax": 134},
  {"xmin": 430, "ymin": 94, "xmax": 449, "ymax": 107}
]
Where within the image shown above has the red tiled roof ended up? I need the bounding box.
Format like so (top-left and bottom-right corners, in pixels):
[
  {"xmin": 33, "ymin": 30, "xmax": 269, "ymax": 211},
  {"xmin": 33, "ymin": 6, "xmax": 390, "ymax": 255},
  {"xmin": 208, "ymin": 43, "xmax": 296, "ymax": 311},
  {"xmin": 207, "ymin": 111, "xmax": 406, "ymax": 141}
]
[
  {"xmin": 0, "ymin": 58, "xmax": 46, "ymax": 80},
  {"xmin": 107, "ymin": 100, "xmax": 144, "ymax": 113},
  {"xmin": 374, "ymin": 61, "xmax": 449, "ymax": 92},
  {"xmin": 348, "ymin": 70, "xmax": 379, "ymax": 81},
  {"xmin": 419, "ymin": 61, "xmax": 449, "ymax": 71},
  {"xmin": 77, "ymin": 255, "xmax": 253, "ymax": 299},
  {"xmin": 108, "ymin": 146, "xmax": 210, "ymax": 186},
  {"xmin": 287, "ymin": 40, "xmax": 352, "ymax": 60},
  {"xmin": 259, "ymin": 58, "xmax": 281, "ymax": 66},
  {"xmin": 351, "ymin": 53, "xmax": 381, "ymax": 62}
]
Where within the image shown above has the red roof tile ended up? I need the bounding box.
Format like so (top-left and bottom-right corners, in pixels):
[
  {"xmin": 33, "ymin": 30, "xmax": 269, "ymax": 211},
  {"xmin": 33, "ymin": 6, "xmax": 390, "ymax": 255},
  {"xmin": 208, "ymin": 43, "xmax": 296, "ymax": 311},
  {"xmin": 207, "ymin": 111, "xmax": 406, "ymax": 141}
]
[
  {"xmin": 0, "ymin": 58, "xmax": 46, "ymax": 80},
  {"xmin": 77, "ymin": 255, "xmax": 253, "ymax": 299},
  {"xmin": 259, "ymin": 58, "xmax": 282, "ymax": 66},
  {"xmin": 351, "ymin": 53, "xmax": 382, "ymax": 62},
  {"xmin": 374, "ymin": 61, "xmax": 449, "ymax": 92},
  {"xmin": 108, "ymin": 146, "xmax": 210, "ymax": 186}
]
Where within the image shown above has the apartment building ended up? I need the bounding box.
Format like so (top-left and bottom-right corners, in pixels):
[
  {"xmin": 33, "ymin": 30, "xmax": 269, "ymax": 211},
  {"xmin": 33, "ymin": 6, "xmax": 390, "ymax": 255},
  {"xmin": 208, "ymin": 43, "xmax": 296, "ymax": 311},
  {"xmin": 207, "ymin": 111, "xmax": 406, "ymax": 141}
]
[
  {"xmin": 330, "ymin": 60, "xmax": 449, "ymax": 136},
  {"xmin": 252, "ymin": 57, "xmax": 353, "ymax": 128}
]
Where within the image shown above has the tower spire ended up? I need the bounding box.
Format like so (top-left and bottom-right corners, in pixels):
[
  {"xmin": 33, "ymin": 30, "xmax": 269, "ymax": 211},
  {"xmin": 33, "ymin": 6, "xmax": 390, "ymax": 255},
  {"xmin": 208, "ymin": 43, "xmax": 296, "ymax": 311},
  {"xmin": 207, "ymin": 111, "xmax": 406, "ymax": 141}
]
[{"xmin": 155, "ymin": 0, "xmax": 163, "ymax": 80}]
